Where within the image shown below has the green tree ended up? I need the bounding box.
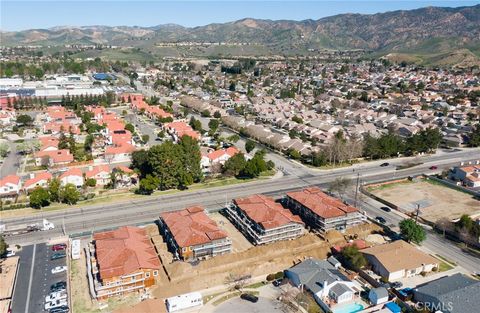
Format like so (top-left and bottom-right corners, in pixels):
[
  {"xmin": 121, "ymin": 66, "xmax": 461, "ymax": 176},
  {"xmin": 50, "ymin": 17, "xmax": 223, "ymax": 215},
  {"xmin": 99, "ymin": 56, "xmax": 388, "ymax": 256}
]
[
  {"xmin": 60, "ymin": 183, "xmax": 80, "ymax": 205},
  {"xmin": 131, "ymin": 150, "xmax": 150, "ymax": 177},
  {"xmin": 85, "ymin": 178, "xmax": 97, "ymax": 187},
  {"xmin": 245, "ymin": 139, "xmax": 256, "ymax": 153},
  {"xmin": 125, "ymin": 123, "xmax": 135, "ymax": 133},
  {"xmin": 223, "ymin": 153, "xmax": 246, "ymax": 176},
  {"xmin": 288, "ymin": 149, "xmax": 301, "ymax": 160},
  {"xmin": 148, "ymin": 141, "xmax": 183, "ymax": 190},
  {"xmin": 48, "ymin": 178, "xmax": 61, "ymax": 202},
  {"xmin": 201, "ymin": 110, "xmax": 211, "ymax": 118},
  {"xmin": 213, "ymin": 111, "xmax": 221, "ymax": 119},
  {"xmin": 0, "ymin": 235, "xmax": 8, "ymax": 256},
  {"xmin": 340, "ymin": 245, "xmax": 367, "ymax": 270},
  {"xmin": 227, "ymin": 134, "xmax": 240, "ymax": 143},
  {"xmin": 29, "ymin": 187, "xmax": 51, "ymax": 209},
  {"xmin": 189, "ymin": 117, "xmax": 203, "ymax": 132},
  {"xmin": 178, "ymin": 135, "xmax": 203, "ymax": 186},
  {"xmin": 399, "ymin": 219, "xmax": 426, "ymax": 244},
  {"xmin": 141, "ymin": 134, "xmax": 150, "ymax": 144},
  {"xmin": 16, "ymin": 114, "xmax": 33, "ymax": 126},
  {"xmin": 58, "ymin": 132, "xmax": 69, "ymax": 150},
  {"xmin": 208, "ymin": 119, "xmax": 220, "ymax": 133},
  {"xmin": 0, "ymin": 143, "xmax": 9, "ymax": 158},
  {"xmin": 467, "ymin": 124, "xmax": 480, "ymax": 147},
  {"xmin": 137, "ymin": 174, "xmax": 160, "ymax": 195}
]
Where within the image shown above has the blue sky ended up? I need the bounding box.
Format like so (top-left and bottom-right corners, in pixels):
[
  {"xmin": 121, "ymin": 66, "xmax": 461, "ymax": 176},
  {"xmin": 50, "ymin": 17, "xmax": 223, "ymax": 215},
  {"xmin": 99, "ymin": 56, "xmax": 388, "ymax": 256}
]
[{"xmin": 1, "ymin": 1, "xmax": 478, "ymax": 31}]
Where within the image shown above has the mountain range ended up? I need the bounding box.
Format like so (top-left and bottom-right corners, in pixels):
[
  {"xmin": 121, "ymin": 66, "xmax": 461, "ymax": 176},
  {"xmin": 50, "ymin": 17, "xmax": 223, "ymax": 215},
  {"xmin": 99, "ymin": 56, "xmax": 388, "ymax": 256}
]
[{"xmin": 1, "ymin": 4, "xmax": 479, "ymax": 65}]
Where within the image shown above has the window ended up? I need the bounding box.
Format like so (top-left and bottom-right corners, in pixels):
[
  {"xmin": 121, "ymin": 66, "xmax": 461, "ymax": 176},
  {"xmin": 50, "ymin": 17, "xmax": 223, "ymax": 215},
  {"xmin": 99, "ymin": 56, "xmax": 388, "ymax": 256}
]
[
  {"xmin": 145, "ymin": 272, "xmax": 150, "ymax": 278},
  {"xmin": 153, "ymin": 270, "xmax": 158, "ymax": 277}
]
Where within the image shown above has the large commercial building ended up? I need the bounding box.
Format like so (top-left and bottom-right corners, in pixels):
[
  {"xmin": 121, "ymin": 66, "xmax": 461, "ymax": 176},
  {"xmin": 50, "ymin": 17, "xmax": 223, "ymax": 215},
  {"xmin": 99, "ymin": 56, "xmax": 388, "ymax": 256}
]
[
  {"xmin": 159, "ymin": 206, "xmax": 231, "ymax": 261},
  {"xmin": 225, "ymin": 194, "xmax": 305, "ymax": 245},
  {"xmin": 89, "ymin": 226, "xmax": 161, "ymax": 300},
  {"xmin": 285, "ymin": 187, "xmax": 366, "ymax": 233}
]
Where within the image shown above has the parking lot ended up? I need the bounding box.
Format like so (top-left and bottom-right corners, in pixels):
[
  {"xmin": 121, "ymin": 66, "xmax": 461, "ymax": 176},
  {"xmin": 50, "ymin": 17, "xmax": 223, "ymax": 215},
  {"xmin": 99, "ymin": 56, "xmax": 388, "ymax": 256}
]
[{"xmin": 11, "ymin": 243, "xmax": 68, "ymax": 313}]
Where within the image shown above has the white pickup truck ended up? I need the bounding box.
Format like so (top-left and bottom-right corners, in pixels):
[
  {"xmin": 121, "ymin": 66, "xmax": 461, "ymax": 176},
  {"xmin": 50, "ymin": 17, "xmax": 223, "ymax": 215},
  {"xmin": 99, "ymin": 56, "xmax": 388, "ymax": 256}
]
[
  {"xmin": 44, "ymin": 298, "xmax": 67, "ymax": 311},
  {"xmin": 45, "ymin": 291, "xmax": 67, "ymax": 303}
]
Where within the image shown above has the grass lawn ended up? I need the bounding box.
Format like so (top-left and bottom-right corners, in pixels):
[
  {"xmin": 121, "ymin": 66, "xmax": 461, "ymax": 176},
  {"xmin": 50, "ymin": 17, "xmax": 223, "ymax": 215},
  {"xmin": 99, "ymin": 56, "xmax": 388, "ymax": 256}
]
[
  {"xmin": 435, "ymin": 254, "xmax": 457, "ymax": 266},
  {"xmin": 438, "ymin": 260, "xmax": 454, "ymax": 272}
]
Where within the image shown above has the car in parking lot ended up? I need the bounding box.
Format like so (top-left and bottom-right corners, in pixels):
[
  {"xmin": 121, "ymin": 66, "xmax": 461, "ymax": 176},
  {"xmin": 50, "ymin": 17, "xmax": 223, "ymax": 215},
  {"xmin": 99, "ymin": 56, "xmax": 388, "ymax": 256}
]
[
  {"xmin": 52, "ymin": 244, "xmax": 67, "ymax": 251},
  {"xmin": 380, "ymin": 206, "xmax": 392, "ymax": 212},
  {"xmin": 272, "ymin": 279, "xmax": 283, "ymax": 287},
  {"xmin": 45, "ymin": 299, "xmax": 68, "ymax": 311},
  {"xmin": 51, "ymin": 266, "xmax": 67, "ymax": 274},
  {"xmin": 391, "ymin": 281, "xmax": 403, "ymax": 289},
  {"xmin": 375, "ymin": 216, "xmax": 387, "ymax": 224},
  {"xmin": 240, "ymin": 293, "xmax": 258, "ymax": 303},
  {"xmin": 49, "ymin": 305, "xmax": 69, "ymax": 313},
  {"xmin": 51, "ymin": 252, "xmax": 66, "ymax": 260},
  {"xmin": 380, "ymin": 162, "xmax": 390, "ymax": 167},
  {"xmin": 50, "ymin": 281, "xmax": 67, "ymax": 292},
  {"xmin": 45, "ymin": 291, "xmax": 67, "ymax": 303}
]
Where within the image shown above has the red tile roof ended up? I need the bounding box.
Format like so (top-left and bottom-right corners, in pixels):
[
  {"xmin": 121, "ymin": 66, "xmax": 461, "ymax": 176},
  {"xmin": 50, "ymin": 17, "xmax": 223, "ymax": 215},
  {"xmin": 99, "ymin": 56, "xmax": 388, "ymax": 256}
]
[
  {"xmin": 0, "ymin": 175, "xmax": 20, "ymax": 187},
  {"xmin": 85, "ymin": 165, "xmax": 110, "ymax": 178},
  {"xmin": 105, "ymin": 143, "xmax": 136, "ymax": 155},
  {"xmin": 94, "ymin": 226, "xmax": 160, "ymax": 280},
  {"xmin": 160, "ymin": 206, "xmax": 228, "ymax": 248},
  {"xmin": 35, "ymin": 149, "xmax": 74, "ymax": 164},
  {"xmin": 234, "ymin": 194, "xmax": 304, "ymax": 230},
  {"xmin": 207, "ymin": 147, "xmax": 239, "ymax": 161},
  {"xmin": 286, "ymin": 187, "xmax": 359, "ymax": 219},
  {"xmin": 23, "ymin": 172, "xmax": 52, "ymax": 189},
  {"xmin": 59, "ymin": 168, "xmax": 83, "ymax": 180}
]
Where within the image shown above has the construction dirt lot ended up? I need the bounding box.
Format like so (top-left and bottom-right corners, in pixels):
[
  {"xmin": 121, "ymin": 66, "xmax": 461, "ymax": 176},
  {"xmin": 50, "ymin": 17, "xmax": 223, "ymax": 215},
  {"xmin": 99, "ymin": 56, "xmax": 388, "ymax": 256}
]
[
  {"xmin": 148, "ymin": 222, "xmax": 380, "ymax": 299},
  {"xmin": 368, "ymin": 179, "xmax": 480, "ymax": 223}
]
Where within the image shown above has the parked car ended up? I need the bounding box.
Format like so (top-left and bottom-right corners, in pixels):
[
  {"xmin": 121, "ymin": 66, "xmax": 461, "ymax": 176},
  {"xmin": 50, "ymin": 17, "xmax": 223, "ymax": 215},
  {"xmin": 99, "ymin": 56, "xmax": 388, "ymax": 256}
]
[
  {"xmin": 380, "ymin": 206, "xmax": 392, "ymax": 212},
  {"xmin": 272, "ymin": 279, "xmax": 283, "ymax": 287},
  {"xmin": 2, "ymin": 250, "xmax": 15, "ymax": 258},
  {"xmin": 52, "ymin": 244, "xmax": 67, "ymax": 251},
  {"xmin": 380, "ymin": 162, "xmax": 390, "ymax": 167},
  {"xmin": 240, "ymin": 293, "xmax": 259, "ymax": 303},
  {"xmin": 51, "ymin": 252, "xmax": 66, "ymax": 260},
  {"xmin": 50, "ymin": 282, "xmax": 67, "ymax": 293},
  {"xmin": 391, "ymin": 281, "xmax": 403, "ymax": 289},
  {"xmin": 51, "ymin": 266, "xmax": 67, "ymax": 274},
  {"xmin": 45, "ymin": 299, "xmax": 67, "ymax": 311},
  {"xmin": 45, "ymin": 291, "xmax": 67, "ymax": 303},
  {"xmin": 429, "ymin": 165, "xmax": 438, "ymax": 170},
  {"xmin": 49, "ymin": 306, "xmax": 69, "ymax": 313},
  {"xmin": 375, "ymin": 216, "xmax": 387, "ymax": 224}
]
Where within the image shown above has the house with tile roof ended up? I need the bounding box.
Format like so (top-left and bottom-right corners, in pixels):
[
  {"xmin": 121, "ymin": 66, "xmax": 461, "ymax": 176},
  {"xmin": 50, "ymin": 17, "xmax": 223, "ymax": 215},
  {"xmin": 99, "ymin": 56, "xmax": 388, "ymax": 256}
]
[
  {"xmin": 23, "ymin": 171, "xmax": 52, "ymax": 192},
  {"xmin": 225, "ymin": 194, "xmax": 305, "ymax": 245},
  {"xmin": 200, "ymin": 147, "xmax": 239, "ymax": 173},
  {"xmin": 35, "ymin": 149, "xmax": 74, "ymax": 167},
  {"xmin": 159, "ymin": 206, "xmax": 231, "ymax": 261},
  {"xmin": 285, "ymin": 187, "xmax": 366, "ymax": 233},
  {"xmin": 362, "ymin": 240, "xmax": 438, "ymax": 281},
  {"xmin": 0, "ymin": 175, "xmax": 21, "ymax": 197},
  {"xmin": 163, "ymin": 121, "xmax": 201, "ymax": 142},
  {"xmin": 85, "ymin": 165, "xmax": 111, "ymax": 186},
  {"xmin": 89, "ymin": 226, "xmax": 161, "ymax": 300},
  {"xmin": 59, "ymin": 168, "xmax": 84, "ymax": 188},
  {"xmin": 450, "ymin": 165, "xmax": 480, "ymax": 188}
]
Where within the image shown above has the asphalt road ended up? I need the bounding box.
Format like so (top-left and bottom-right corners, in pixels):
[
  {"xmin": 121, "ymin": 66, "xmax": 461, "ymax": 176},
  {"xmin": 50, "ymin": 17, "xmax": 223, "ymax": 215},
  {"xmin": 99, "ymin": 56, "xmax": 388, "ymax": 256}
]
[
  {"xmin": 3, "ymin": 149, "xmax": 478, "ymax": 239},
  {"xmin": 11, "ymin": 243, "xmax": 68, "ymax": 313},
  {"xmin": 0, "ymin": 140, "xmax": 20, "ymax": 178}
]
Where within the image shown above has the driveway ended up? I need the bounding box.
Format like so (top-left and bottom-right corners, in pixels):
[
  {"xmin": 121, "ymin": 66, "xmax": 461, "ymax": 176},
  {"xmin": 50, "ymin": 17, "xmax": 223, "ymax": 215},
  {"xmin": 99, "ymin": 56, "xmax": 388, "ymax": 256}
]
[
  {"xmin": 0, "ymin": 140, "xmax": 19, "ymax": 178},
  {"xmin": 212, "ymin": 296, "xmax": 284, "ymax": 313}
]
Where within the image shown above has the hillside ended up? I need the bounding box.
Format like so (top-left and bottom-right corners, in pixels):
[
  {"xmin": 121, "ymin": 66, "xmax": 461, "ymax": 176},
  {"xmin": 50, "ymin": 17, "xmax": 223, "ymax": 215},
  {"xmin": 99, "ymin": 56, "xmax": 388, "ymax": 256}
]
[{"xmin": 1, "ymin": 4, "xmax": 479, "ymax": 65}]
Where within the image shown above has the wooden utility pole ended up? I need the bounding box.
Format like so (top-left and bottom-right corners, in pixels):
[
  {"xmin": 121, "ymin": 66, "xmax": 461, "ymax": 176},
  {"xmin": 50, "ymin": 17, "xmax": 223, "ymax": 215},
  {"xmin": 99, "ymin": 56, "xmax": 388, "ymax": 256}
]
[{"xmin": 354, "ymin": 173, "xmax": 360, "ymax": 207}]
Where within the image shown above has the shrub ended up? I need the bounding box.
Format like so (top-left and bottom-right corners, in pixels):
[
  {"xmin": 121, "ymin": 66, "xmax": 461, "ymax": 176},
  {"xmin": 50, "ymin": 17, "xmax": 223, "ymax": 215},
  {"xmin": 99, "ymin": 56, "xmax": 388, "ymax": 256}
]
[{"xmin": 266, "ymin": 274, "xmax": 276, "ymax": 281}]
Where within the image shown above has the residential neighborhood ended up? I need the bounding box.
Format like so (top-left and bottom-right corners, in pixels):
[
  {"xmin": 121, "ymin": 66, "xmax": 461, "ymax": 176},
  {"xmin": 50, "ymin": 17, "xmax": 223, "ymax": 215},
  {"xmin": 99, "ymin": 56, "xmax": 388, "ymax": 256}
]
[{"xmin": 1, "ymin": 2, "xmax": 480, "ymax": 313}]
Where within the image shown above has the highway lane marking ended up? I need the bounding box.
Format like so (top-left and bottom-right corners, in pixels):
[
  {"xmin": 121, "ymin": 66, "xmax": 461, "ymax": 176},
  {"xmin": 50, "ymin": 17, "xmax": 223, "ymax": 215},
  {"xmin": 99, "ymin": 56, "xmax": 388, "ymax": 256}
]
[{"xmin": 24, "ymin": 243, "xmax": 36, "ymax": 313}]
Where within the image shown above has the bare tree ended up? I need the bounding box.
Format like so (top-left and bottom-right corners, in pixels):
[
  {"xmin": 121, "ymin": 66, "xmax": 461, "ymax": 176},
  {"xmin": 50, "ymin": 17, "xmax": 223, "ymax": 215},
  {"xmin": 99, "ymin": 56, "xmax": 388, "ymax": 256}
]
[
  {"xmin": 328, "ymin": 177, "xmax": 352, "ymax": 199},
  {"xmin": 436, "ymin": 217, "xmax": 452, "ymax": 237}
]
